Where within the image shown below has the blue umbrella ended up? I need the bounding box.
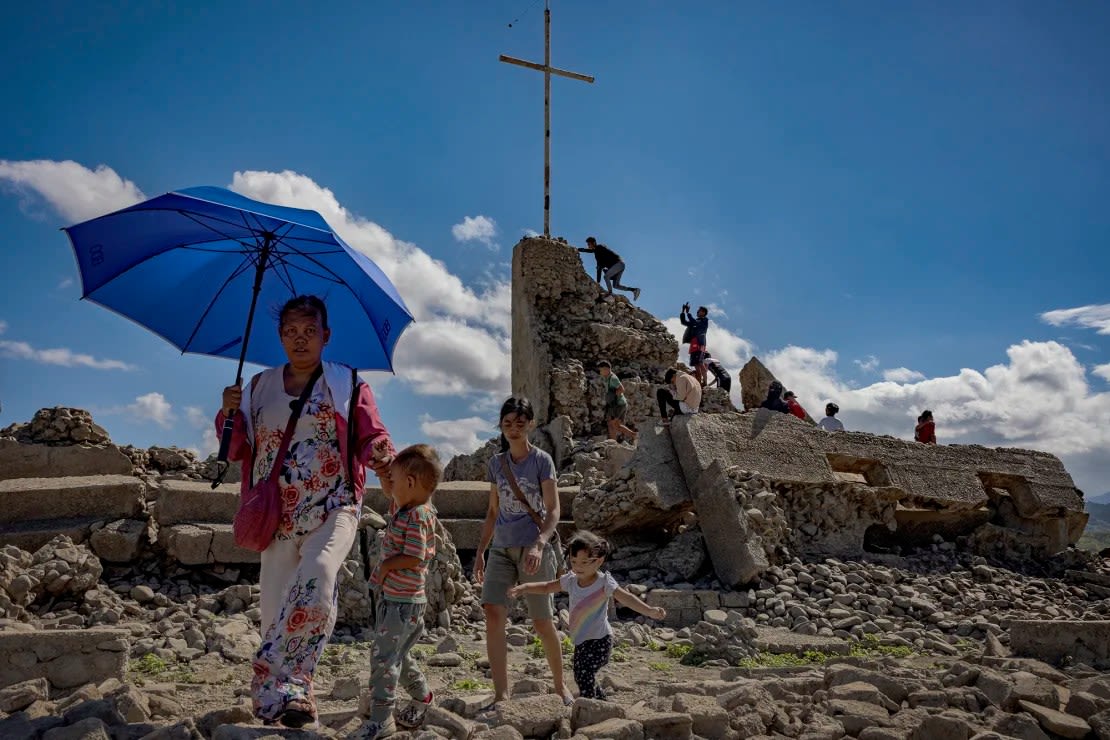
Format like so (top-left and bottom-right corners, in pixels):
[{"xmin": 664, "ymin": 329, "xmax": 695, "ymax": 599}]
[{"xmin": 63, "ymin": 185, "xmax": 414, "ymax": 478}]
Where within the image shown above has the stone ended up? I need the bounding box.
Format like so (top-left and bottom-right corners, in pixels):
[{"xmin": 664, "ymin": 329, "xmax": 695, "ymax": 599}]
[
  {"xmin": 0, "ymin": 475, "xmax": 143, "ymax": 523},
  {"xmin": 910, "ymin": 715, "xmax": 973, "ymax": 740},
  {"xmin": 828, "ymin": 699, "xmax": 891, "ymax": 736},
  {"xmin": 992, "ymin": 712, "xmax": 1051, "ymax": 740},
  {"xmin": 572, "ymin": 697, "xmax": 626, "ymax": 728},
  {"xmin": 1016, "ymin": 701, "xmax": 1090, "ymax": 739},
  {"xmin": 1067, "ymin": 691, "xmax": 1110, "ymax": 721},
  {"xmin": 89, "ymin": 519, "xmax": 145, "ymax": 563},
  {"xmin": 111, "ymin": 686, "xmax": 151, "ymax": 723},
  {"xmin": 826, "ymin": 665, "xmax": 911, "ymax": 705},
  {"xmin": 196, "ymin": 704, "xmax": 254, "ymax": 737},
  {"xmin": 1088, "ymin": 708, "xmax": 1110, "ymax": 740},
  {"xmin": 424, "ymin": 705, "xmax": 477, "ymax": 739},
  {"xmin": 0, "ymin": 439, "xmax": 131, "ymax": 481},
  {"xmin": 576, "ymin": 718, "xmax": 644, "ymax": 740},
  {"xmin": 43, "ymin": 717, "xmax": 113, "ymax": 740},
  {"xmin": 0, "ymin": 628, "xmax": 128, "ymax": 690},
  {"xmin": 638, "ymin": 712, "xmax": 693, "ymax": 740},
  {"xmin": 738, "ymin": 357, "xmax": 780, "ymax": 412},
  {"xmin": 0, "ymin": 677, "xmax": 49, "ymax": 712},
  {"xmin": 654, "ymin": 529, "xmax": 707, "ymax": 581},
  {"xmin": 670, "ymin": 693, "xmax": 729, "ymax": 738},
  {"xmin": 427, "ymin": 652, "xmax": 463, "ymax": 667},
  {"xmin": 330, "ymin": 675, "xmax": 363, "ymax": 700},
  {"xmin": 493, "ymin": 695, "xmax": 570, "ymax": 738}
]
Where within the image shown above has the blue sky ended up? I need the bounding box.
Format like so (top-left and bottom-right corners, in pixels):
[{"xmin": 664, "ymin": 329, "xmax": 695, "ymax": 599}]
[{"xmin": 2, "ymin": 1, "xmax": 1108, "ymax": 492}]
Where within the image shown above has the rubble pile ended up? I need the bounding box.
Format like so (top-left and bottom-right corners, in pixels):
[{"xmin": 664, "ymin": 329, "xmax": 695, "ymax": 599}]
[{"xmin": 0, "ymin": 407, "xmax": 111, "ymax": 446}]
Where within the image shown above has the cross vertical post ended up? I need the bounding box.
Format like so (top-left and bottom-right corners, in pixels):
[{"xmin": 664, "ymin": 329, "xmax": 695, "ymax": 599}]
[{"xmin": 500, "ymin": 0, "xmax": 594, "ymax": 237}]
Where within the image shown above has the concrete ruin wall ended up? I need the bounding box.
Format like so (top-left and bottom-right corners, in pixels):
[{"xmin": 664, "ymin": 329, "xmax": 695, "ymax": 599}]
[
  {"xmin": 512, "ymin": 236, "xmax": 727, "ymax": 433},
  {"xmin": 666, "ymin": 411, "xmax": 1087, "ymax": 585}
]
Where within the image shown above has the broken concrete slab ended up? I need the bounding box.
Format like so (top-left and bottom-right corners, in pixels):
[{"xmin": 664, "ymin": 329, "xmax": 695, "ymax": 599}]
[
  {"xmin": 1011, "ymin": 620, "xmax": 1110, "ymax": 665},
  {"xmin": 153, "ymin": 480, "xmax": 238, "ymax": 525},
  {"xmin": 0, "ymin": 440, "xmax": 132, "ymax": 481},
  {"xmin": 687, "ymin": 459, "xmax": 769, "ymax": 587},
  {"xmin": 89, "ymin": 518, "xmax": 146, "ymax": 562},
  {"xmin": 0, "ymin": 629, "xmax": 128, "ymax": 690},
  {"xmin": 0, "ymin": 475, "xmax": 143, "ymax": 524}
]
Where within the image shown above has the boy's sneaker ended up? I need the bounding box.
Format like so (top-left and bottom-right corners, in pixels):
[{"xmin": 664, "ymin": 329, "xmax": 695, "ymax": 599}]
[
  {"xmin": 632, "ymin": 287, "xmax": 641, "ymax": 301},
  {"xmin": 395, "ymin": 692, "xmax": 433, "ymax": 729},
  {"xmin": 352, "ymin": 716, "xmax": 396, "ymax": 739}
]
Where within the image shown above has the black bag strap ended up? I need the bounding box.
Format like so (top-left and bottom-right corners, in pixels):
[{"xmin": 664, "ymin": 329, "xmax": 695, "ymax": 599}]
[{"xmin": 264, "ymin": 364, "xmax": 323, "ymax": 485}]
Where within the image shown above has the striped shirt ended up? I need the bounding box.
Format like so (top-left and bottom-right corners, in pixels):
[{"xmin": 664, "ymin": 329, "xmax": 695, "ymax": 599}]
[
  {"xmin": 560, "ymin": 571, "xmax": 619, "ymax": 645},
  {"xmin": 381, "ymin": 501, "xmax": 437, "ymax": 603}
]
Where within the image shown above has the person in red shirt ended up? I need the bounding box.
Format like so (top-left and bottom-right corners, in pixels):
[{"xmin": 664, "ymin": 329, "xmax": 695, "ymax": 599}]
[
  {"xmin": 915, "ymin": 410, "xmax": 937, "ymax": 444},
  {"xmin": 783, "ymin": 390, "xmax": 807, "ymax": 420}
]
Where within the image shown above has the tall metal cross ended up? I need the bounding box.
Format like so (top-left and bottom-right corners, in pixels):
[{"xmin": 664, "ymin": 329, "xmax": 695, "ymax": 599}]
[{"xmin": 500, "ymin": 0, "xmax": 594, "ymax": 237}]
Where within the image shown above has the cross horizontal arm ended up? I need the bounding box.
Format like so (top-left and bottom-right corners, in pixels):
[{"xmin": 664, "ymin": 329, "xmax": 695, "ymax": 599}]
[{"xmin": 499, "ymin": 54, "xmax": 595, "ymax": 83}]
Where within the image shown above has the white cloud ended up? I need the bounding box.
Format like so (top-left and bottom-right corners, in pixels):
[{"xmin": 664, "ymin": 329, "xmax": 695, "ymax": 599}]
[
  {"xmin": 126, "ymin": 392, "xmax": 175, "ymax": 428},
  {"xmin": 57, "ymin": 277, "xmax": 74, "ymax": 290},
  {"xmin": 1041, "ymin": 304, "xmax": 1110, "ymax": 336},
  {"xmin": 854, "ymin": 355, "xmax": 880, "ymax": 373},
  {"xmin": 522, "ymin": 228, "xmax": 540, "ymax": 238},
  {"xmin": 452, "ymin": 215, "xmax": 498, "ymax": 249},
  {"xmin": 1094, "ymin": 364, "xmax": 1110, "ymax": 383},
  {"xmin": 0, "ymin": 160, "xmax": 145, "ymax": 222},
  {"xmin": 883, "ymin": 367, "xmax": 926, "ymax": 383},
  {"xmin": 0, "ymin": 338, "xmax": 136, "ymax": 370},
  {"xmin": 663, "ymin": 318, "xmax": 752, "ymax": 372},
  {"xmin": 419, "ymin": 414, "xmax": 495, "ymax": 459},
  {"xmin": 0, "ymin": 320, "xmax": 7, "ymax": 335},
  {"xmin": 184, "ymin": 406, "xmax": 209, "ymax": 428},
  {"xmin": 229, "ymin": 170, "xmax": 513, "ymax": 401}
]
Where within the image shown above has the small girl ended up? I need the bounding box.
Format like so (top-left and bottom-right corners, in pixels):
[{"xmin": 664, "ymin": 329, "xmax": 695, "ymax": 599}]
[{"xmin": 509, "ymin": 531, "xmax": 666, "ymax": 700}]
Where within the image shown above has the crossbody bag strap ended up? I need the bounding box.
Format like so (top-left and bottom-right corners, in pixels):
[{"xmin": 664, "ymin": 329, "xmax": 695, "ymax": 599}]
[
  {"xmin": 345, "ymin": 367, "xmax": 358, "ymax": 483},
  {"xmin": 499, "ymin": 452, "xmax": 545, "ymax": 530},
  {"xmin": 265, "ymin": 364, "xmax": 323, "ymax": 485}
]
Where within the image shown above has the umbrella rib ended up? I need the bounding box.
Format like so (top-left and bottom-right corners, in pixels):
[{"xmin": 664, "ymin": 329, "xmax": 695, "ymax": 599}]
[
  {"xmin": 272, "ymin": 252, "xmax": 345, "ymax": 286},
  {"xmin": 274, "ymin": 242, "xmax": 356, "ymax": 288},
  {"xmin": 180, "ymin": 254, "xmax": 257, "ymax": 354},
  {"xmin": 177, "ymin": 210, "xmax": 263, "ymax": 249},
  {"xmin": 269, "ymin": 251, "xmax": 300, "ymax": 296}
]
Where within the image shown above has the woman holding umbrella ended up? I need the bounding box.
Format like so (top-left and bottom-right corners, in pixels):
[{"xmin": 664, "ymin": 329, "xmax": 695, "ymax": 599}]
[{"xmin": 217, "ymin": 295, "xmax": 395, "ymax": 728}]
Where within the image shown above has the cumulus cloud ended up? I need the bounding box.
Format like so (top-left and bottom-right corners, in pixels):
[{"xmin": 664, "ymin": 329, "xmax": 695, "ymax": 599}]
[
  {"xmin": 452, "ymin": 215, "xmax": 498, "ymax": 249},
  {"xmin": 393, "ymin": 319, "xmax": 510, "ymax": 396},
  {"xmin": 184, "ymin": 406, "xmax": 209, "ymax": 428},
  {"xmin": 0, "ymin": 320, "xmax": 7, "ymax": 335},
  {"xmin": 1094, "ymin": 364, "xmax": 1110, "ymax": 383},
  {"xmin": 0, "ymin": 338, "xmax": 136, "ymax": 370},
  {"xmin": 854, "ymin": 355, "xmax": 880, "ymax": 373},
  {"xmin": 57, "ymin": 277, "xmax": 74, "ymax": 290},
  {"xmin": 0, "ymin": 160, "xmax": 144, "ymax": 222},
  {"xmin": 883, "ymin": 367, "xmax": 926, "ymax": 383},
  {"xmin": 126, "ymin": 392, "xmax": 175, "ymax": 428},
  {"xmin": 1041, "ymin": 304, "xmax": 1110, "ymax": 336},
  {"xmin": 419, "ymin": 414, "xmax": 496, "ymax": 459}
]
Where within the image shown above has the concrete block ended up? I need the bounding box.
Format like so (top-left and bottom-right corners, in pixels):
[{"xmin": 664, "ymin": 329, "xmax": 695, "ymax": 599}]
[
  {"xmin": 0, "ymin": 476, "xmax": 143, "ymax": 524},
  {"xmin": 0, "ymin": 440, "xmax": 132, "ymax": 481},
  {"xmin": 1011, "ymin": 620, "xmax": 1110, "ymax": 664},
  {"xmin": 0, "ymin": 629, "xmax": 128, "ymax": 690}
]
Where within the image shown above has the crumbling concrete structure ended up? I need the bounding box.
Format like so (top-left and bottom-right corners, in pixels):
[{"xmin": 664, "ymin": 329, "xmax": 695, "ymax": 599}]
[
  {"xmin": 511, "ymin": 236, "xmax": 732, "ymax": 434},
  {"xmin": 669, "ymin": 411, "xmax": 1088, "ymax": 586}
]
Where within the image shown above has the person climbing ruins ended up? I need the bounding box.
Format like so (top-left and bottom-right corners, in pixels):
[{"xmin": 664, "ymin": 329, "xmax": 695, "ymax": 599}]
[
  {"xmin": 783, "ymin": 390, "xmax": 807, "ymax": 420},
  {"xmin": 598, "ymin": 360, "xmax": 638, "ymax": 443},
  {"xmin": 216, "ymin": 294, "xmax": 395, "ymax": 728},
  {"xmin": 473, "ymin": 396, "xmax": 573, "ymax": 709},
  {"xmin": 818, "ymin": 402, "xmax": 844, "ymax": 431},
  {"xmin": 657, "ymin": 368, "xmax": 702, "ymax": 425},
  {"xmin": 915, "ymin": 409, "xmax": 937, "ymax": 444},
  {"xmin": 760, "ymin": 380, "xmax": 791, "ymax": 414},
  {"xmin": 679, "ymin": 303, "xmax": 710, "ymax": 386},
  {"xmin": 578, "ymin": 236, "xmax": 641, "ymax": 301},
  {"xmin": 703, "ymin": 352, "xmax": 732, "ymax": 392}
]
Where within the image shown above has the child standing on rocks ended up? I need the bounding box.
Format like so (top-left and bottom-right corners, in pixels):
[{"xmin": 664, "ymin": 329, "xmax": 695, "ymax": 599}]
[
  {"xmin": 358, "ymin": 444, "xmax": 442, "ymax": 739},
  {"xmin": 509, "ymin": 531, "xmax": 666, "ymax": 700}
]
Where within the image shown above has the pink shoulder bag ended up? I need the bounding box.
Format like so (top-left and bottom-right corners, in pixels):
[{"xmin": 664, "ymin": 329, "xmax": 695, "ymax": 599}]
[{"xmin": 233, "ymin": 365, "xmax": 322, "ymax": 552}]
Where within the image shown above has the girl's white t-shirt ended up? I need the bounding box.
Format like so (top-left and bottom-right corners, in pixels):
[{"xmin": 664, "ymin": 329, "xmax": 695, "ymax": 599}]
[{"xmin": 560, "ymin": 571, "xmax": 619, "ymax": 645}]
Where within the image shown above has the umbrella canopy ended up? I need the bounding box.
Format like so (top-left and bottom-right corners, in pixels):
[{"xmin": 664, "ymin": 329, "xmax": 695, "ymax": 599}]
[{"xmin": 63, "ymin": 186, "xmax": 413, "ymax": 372}]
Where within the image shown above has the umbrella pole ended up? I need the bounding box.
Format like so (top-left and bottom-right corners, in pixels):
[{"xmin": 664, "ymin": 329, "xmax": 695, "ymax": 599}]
[{"xmin": 212, "ymin": 235, "xmax": 273, "ymax": 488}]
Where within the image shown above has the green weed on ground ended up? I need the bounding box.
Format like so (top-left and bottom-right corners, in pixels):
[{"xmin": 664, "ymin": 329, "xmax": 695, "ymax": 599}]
[
  {"xmin": 648, "ymin": 661, "xmax": 672, "ymax": 672},
  {"xmin": 127, "ymin": 653, "xmax": 198, "ymax": 684},
  {"xmin": 451, "ymin": 678, "xmax": 492, "ymax": 691},
  {"xmin": 528, "ymin": 636, "xmax": 574, "ymax": 659}
]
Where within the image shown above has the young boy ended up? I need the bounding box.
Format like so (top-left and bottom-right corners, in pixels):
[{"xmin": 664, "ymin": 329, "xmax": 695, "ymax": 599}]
[
  {"xmin": 510, "ymin": 531, "xmax": 665, "ymax": 700},
  {"xmin": 359, "ymin": 444, "xmax": 442, "ymax": 739}
]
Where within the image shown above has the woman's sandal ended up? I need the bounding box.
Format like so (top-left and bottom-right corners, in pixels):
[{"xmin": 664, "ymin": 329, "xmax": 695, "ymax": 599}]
[{"xmin": 279, "ymin": 698, "xmax": 317, "ymax": 729}]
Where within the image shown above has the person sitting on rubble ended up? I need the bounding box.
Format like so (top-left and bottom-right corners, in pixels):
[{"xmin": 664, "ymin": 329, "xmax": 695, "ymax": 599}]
[
  {"xmin": 657, "ymin": 368, "xmax": 702, "ymax": 426},
  {"xmin": 703, "ymin": 352, "xmax": 732, "ymax": 392},
  {"xmin": 818, "ymin": 402, "xmax": 845, "ymax": 431},
  {"xmin": 915, "ymin": 409, "xmax": 937, "ymax": 444},
  {"xmin": 783, "ymin": 390, "xmax": 808, "ymax": 420},
  {"xmin": 760, "ymin": 380, "xmax": 791, "ymax": 414},
  {"xmin": 578, "ymin": 236, "xmax": 641, "ymax": 302},
  {"xmin": 679, "ymin": 303, "xmax": 710, "ymax": 386}
]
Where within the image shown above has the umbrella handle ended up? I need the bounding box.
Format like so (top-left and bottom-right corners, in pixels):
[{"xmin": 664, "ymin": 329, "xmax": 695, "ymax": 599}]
[{"xmin": 211, "ymin": 415, "xmax": 236, "ymax": 489}]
